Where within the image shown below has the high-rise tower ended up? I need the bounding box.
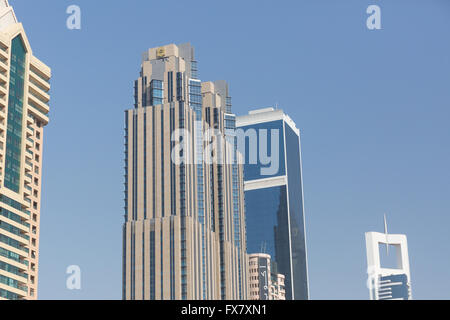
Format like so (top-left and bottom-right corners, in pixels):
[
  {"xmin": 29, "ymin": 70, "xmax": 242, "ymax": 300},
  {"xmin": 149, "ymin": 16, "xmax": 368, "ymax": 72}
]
[
  {"xmin": 365, "ymin": 218, "xmax": 412, "ymax": 300},
  {"xmin": 248, "ymin": 253, "xmax": 286, "ymax": 300},
  {"xmin": 0, "ymin": 1, "xmax": 51, "ymax": 300},
  {"xmin": 123, "ymin": 43, "xmax": 248, "ymax": 300},
  {"xmin": 236, "ymin": 107, "xmax": 309, "ymax": 300}
]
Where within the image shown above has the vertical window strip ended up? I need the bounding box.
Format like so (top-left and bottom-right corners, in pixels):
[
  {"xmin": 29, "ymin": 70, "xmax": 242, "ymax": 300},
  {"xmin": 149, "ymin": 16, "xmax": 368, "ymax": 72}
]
[
  {"xmin": 170, "ymin": 219, "xmax": 175, "ymax": 299},
  {"xmin": 142, "ymin": 230, "xmax": 145, "ymax": 299},
  {"xmin": 150, "ymin": 80, "xmax": 164, "ymax": 106},
  {"xmin": 122, "ymin": 224, "xmax": 126, "ymax": 299},
  {"xmin": 134, "ymin": 80, "xmax": 138, "ymax": 108},
  {"xmin": 160, "ymin": 227, "xmax": 163, "ymax": 299},
  {"xmin": 144, "ymin": 114, "xmax": 147, "ymax": 220},
  {"xmin": 124, "ymin": 111, "xmax": 129, "ymax": 221},
  {"xmin": 179, "ymin": 102, "xmax": 187, "ymax": 300},
  {"xmin": 170, "ymin": 107, "xmax": 176, "ymax": 216},
  {"xmin": 150, "ymin": 229, "xmax": 155, "ymax": 300},
  {"xmin": 168, "ymin": 72, "xmax": 173, "ymax": 103},
  {"xmin": 5, "ymin": 36, "xmax": 26, "ymax": 193},
  {"xmin": 152, "ymin": 107, "xmax": 156, "ymax": 219},
  {"xmin": 133, "ymin": 113, "xmax": 138, "ymax": 221},
  {"xmin": 176, "ymin": 72, "xmax": 183, "ymax": 101},
  {"xmin": 218, "ymin": 164, "xmax": 226, "ymax": 299},
  {"xmin": 189, "ymin": 79, "xmax": 206, "ymax": 299},
  {"xmin": 161, "ymin": 110, "xmax": 165, "ymax": 217},
  {"xmin": 131, "ymin": 225, "xmax": 135, "ymax": 300},
  {"xmin": 210, "ymin": 165, "xmax": 215, "ymax": 232}
]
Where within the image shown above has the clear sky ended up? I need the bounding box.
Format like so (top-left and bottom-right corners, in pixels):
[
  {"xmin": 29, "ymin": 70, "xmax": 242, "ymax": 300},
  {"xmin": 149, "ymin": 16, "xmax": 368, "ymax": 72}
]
[{"xmin": 11, "ymin": 0, "xmax": 450, "ymax": 299}]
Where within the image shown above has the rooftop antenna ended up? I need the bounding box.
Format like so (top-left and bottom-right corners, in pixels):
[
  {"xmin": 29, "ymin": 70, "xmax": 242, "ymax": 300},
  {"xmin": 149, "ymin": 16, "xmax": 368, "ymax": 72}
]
[
  {"xmin": 260, "ymin": 242, "xmax": 267, "ymax": 254},
  {"xmin": 384, "ymin": 214, "xmax": 389, "ymax": 256},
  {"xmin": 275, "ymin": 102, "xmax": 279, "ymax": 110}
]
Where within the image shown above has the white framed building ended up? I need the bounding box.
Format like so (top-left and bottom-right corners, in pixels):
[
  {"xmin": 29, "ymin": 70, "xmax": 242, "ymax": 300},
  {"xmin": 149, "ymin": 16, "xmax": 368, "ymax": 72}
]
[{"xmin": 365, "ymin": 229, "xmax": 412, "ymax": 300}]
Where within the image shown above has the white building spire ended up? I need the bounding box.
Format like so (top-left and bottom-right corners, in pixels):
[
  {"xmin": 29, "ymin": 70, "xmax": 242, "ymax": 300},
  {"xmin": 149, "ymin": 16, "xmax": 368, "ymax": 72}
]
[{"xmin": 384, "ymin": 214, "xmax": 389, "ymax": 255}]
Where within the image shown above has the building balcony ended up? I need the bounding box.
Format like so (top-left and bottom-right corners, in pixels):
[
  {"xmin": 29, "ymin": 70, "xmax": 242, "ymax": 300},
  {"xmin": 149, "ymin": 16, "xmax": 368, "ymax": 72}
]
[
  {"xmin": 0, "ymin": 96, "xmax": 5, "ymax": 109},
  {"xmin": 24, "ymin": 172, "xmax": 32, "ymax": 184},
  {"xmin": 25, "ymin": 137, "xmax": 33, "ymax": 148},
  {"xmin": 24, "ymin": 159, "xmax": 32, "ymax": 171},
  {"xmin": 0, "ymin": 48, "xmax": 8, "ymax": 62},
  {"xmin": 0, "ymin": 59, "xmax": 8, "ymax": 73},
  {"xmin": 0, "ymin": 72, "xmax": 7, "ymax": 88},
  {"xmin": 29, "ymin": 73, "xmax": 50, "ymax": 93},
  {"xmin": 26, "ymin": 114, "xmax": 34, "ymax": 126},
  {"xmin": 29, "ymin": 82, "xmax": 50, "ymax": 104},
  {"xmin": 26, "ymin": 125, "xmax": 34, "ymax": 136},
  {"xmin": 30, "ymin": 57, "xmax": 51, "ymax": 83},
  {"xmin": 27, "ymin": 99, "xmax": 49, "ymax": 126},
  {"xmin": 28, "ymin": 90, "xmax": 49, "ymax": 114},
  {"xmin": 23, "ymin": 187, "xmax": 31, "ymax": 198}
]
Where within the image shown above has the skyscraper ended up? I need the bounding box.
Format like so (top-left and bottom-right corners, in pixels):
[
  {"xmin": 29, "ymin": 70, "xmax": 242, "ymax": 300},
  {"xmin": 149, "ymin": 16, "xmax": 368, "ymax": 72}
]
[
  {"xmin": 0, "ymin": 1, "xmax": 51, "ymax": 300},
  {"xmin": 248, "ymin": 253, "xmax": 286, "ymax": 300},
  {"xmin": 365, "ymin": 219, "xmax": 412, "ymax": 300},
  {"xmin": 236, "ymin": 107, "xmax": 309, "ymax": 300},
  {"xmin": 123, "ymin": 43, "xmax": 248, "ymax": 300}
]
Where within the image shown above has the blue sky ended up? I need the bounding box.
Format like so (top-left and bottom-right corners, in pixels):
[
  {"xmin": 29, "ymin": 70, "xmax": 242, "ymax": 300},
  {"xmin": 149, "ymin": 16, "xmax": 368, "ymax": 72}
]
[{"xmin": 11, "ymin": 0, "xmax": 450, "ymax": 299}]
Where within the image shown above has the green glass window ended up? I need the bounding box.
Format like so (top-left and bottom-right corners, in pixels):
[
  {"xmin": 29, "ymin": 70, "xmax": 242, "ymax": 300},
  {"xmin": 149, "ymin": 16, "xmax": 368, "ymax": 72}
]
[{"xmin": 4, "ymin": 35, "xmax": 27, "ymax": 193}]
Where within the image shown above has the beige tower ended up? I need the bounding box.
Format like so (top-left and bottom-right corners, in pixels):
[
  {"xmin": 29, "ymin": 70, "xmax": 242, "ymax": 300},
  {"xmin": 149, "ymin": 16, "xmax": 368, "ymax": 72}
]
[
  {"xmin": 248, "ymin": 253, "xmax": 286, "ymax": 300},
  {"xmin": 0, "ymin": 1, "xmax": 51, "ymax": 300},
  {"xmin": 123, "ymin": 43, "xmax": 248, "ymax": 300}
]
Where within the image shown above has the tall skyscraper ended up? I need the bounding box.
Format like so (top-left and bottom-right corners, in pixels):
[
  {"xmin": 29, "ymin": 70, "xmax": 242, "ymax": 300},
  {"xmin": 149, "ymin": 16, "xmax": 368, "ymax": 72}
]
[
  {"xmin": 365, "ymin": 218, "xmax": 412, "ymax": 300},
  {"xmin": 236, "ymin": 107, "xmax": 309, "ymax": 300},
  {"xmin": 123, "ymin": 43, "xmax": 248, "ymax": 300},
  {"xmin": 0, "ymin": 1, "xmax": 51, "ymax": 300},
  {"xmin": 248, "ymin": 253, "xmax": 286, "ymax": 300}
]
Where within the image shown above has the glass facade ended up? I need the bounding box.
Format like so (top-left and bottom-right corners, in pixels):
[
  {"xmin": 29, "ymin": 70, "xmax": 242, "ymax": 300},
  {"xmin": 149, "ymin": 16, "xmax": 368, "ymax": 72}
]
[
  {"xmin": 0, "ymin": 274, "xmax": 27, "ymax": 292},
  {"xmin": 240, "ymin": 120, "xmax": 285, "ymax": 181},
  {"xmin": 242, "ymin": 117, "xmax": 308, "ymax": 300},
  {"xmin": 150, "ymin": 79, "xmax": 163, "ymax": 106},
  {"xmin": 225, "ymin": 113, "xmax": 244, "ymax": 299},
  {"xmin": 245, "ymin": 186, "xmax": 291, "ymax": 296},
  {"xmin": 5, "ymin": 35, "xmax": 26, "ymax": 193},
  {"xmin": 0, "ymin": 233, "xmax": 28, "ymax": 253},
  {"xmin": 191, "ymin": 61, "xmax": 198, "ymax": 79},
  {"xmin": 0, "ymin": 194, "xmax": 29, "ymax": 214},
  {"xmin": 0, "ymin": 288, "xmax": 20, "ymax": 300},
  {"xmin": 178, "ymin": 102, "xmax": 187, "ymax": 300},
  {"xmin": 0, "ymin": 247, "xmax": 26, "ymax": 265},
  {"xmin": 284, "ymin": 124, "xmax": 308, "ymax": 300},
  {"xmin": 189, "ymin": 78, "xmax": 206, "ymax": 299}
]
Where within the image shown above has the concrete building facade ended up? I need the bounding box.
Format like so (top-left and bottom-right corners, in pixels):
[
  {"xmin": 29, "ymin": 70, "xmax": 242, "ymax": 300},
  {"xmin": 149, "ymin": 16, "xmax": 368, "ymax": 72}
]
[
  {"xmin": 366, "ymin": 229, "xmax": 412, "ymax": 300},
  {"xmin": 123, "ymin": 43, "xmax": 248, "ymax": 300},
  {"xmin": 248, "ymin": 253, "xmax": 285, "ymax": 300},
  {"xmin": 0, "ymin": 1, "xmax": 51, "ymax": 300}
]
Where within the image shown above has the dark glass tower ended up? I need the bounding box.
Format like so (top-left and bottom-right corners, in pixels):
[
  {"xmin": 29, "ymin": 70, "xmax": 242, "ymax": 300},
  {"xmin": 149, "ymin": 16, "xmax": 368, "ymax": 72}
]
[{"xmin": 237, "ymin": 107, "xmax": 309, "ymax": 300}]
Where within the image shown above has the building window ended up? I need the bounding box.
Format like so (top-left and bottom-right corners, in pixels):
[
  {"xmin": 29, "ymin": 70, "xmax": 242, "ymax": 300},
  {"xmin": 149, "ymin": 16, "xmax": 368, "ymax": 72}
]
[
  {"xmin": 4, "ymin": 35, "xmax": 27, "ymax": 193},
  {"xmin": 150, "ymin": 80, "xmax": 163, "ymax": 106}
]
